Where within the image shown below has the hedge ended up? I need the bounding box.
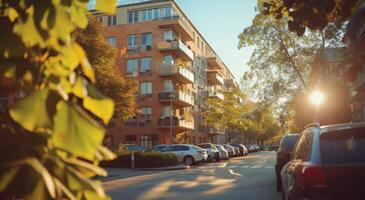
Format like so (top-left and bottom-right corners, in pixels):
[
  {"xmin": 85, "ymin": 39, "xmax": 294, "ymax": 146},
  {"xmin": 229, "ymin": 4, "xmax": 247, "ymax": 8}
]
[{"xmin": 101, "ymin": 151, "xmax": 177, "ymax": 168}]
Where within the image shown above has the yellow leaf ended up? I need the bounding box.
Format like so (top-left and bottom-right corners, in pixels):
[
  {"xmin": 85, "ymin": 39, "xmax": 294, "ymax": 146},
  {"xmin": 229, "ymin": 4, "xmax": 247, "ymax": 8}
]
[
  {"xmin": 7, "ymin": 8, "xmax": 19, "ymax": 22},
  {"xmin": 83, "ymin": 96, "xmax": 114, "ymax": 124},
  {"xmin": 73, "ymin": 43, "xmax": 95, "ymax": 82},
  {"xmin": 96, "ymin": 0, "xmax": 116, "ymax": 14}
]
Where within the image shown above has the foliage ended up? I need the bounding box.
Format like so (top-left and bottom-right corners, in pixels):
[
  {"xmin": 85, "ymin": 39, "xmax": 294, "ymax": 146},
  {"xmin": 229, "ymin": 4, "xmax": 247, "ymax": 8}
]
[
  {"xmin": 260, "ymin": 0, "xmax": 362, "ymax": 36},
  {"xmin": 74, "ymin": 16, "xmax": 138, "ymax": 121},
  {"xmin": 101, "ymin": 151, "xmax": 178, "ymax": 168},
  {"xmin": 203, "ymin": 88, "xmax": 253, "ymax": 132},
  {"xmin": 0, "ymin": 0, "xmax": 117, "ymax": 199}
]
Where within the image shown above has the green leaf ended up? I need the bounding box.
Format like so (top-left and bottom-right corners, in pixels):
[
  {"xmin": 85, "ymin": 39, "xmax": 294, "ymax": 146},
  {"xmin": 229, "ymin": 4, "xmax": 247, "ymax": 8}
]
[
  {"xmin": 96, "ymin": 0, "xmax": 116, "ymax": 14},
  {"xmin": 52, "ymin": 101, "xmax": 105, "ymax": 160},
  {"xmin": 9, "ymin": 89, "xmax": 52, "ymax": 132},
  {"xmin": 83, "ymin": 96, "xmax": 114, "ymax": 124}
]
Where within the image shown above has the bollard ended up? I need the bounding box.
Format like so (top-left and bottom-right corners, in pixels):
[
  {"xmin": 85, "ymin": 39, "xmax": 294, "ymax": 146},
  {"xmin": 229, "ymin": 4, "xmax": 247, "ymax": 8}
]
[{"xmin": 131, "ymin": 151, "xmax": 135, "ymax": 169}]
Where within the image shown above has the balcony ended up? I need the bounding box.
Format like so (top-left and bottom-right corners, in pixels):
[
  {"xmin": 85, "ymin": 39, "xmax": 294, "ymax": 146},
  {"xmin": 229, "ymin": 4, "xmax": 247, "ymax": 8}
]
[
  {"xmin": 158, "ymin": 15, "xmax": 194, "ymax": 42},
  {"xmin": 225, "ymin": 78, "xmax": 239, "ymax": 88},
  {"xmin": 207, "ymin": 71, "xmax": 224, "ymax": 85},
  {"xmin": 158, "ymin": 91, "xmax": 194, "ymax": 107},
  {"xmin": 157, "ymin": 63, "xmax": 194, "ymax": 84},
  {"xmin": 208, "ymin": 127, "xmax": 225, "ymax": 135},
  {"xmin": 207, "ymin": 87, "xmax": 224, "ymax": 100},
  {"xmin": 207, "ymin": 56, "xmax": 224, "ymax": 70},
  {"xmin": 157, "ymin": 116, "xmax": 194, "ymax": 130},
  {"xmin": 157, "ymin": 40, "xmax": 194, "ymax": 61}
]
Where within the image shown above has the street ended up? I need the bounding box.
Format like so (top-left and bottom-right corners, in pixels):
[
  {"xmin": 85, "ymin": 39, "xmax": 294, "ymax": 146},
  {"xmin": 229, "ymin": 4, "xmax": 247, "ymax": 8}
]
[{"xmin": 103, "ymin": 151, "xmax": 281, "ymax": 200}]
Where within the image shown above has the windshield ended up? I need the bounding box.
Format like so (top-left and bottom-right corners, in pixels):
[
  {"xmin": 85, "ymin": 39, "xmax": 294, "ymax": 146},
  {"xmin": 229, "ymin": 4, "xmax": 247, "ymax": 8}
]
[
  {"xmin": 279, "ymin": 135, "xmax": 299, "ymax": 151},
  {"xmin": 321, "ymin": 127, "xmax": 365, "ymax": 164}
]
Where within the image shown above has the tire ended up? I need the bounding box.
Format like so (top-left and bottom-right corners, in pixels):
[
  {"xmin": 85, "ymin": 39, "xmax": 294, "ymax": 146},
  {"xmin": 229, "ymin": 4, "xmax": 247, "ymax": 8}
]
[
  {"xmin": 207, "ymin": 155, "xmax": 212, "ymax": 162},
  {"xmin": 183, "ymin": 156, "xmax": 194, "ymax": 166},
  {"xmin": 215, "ymin": 153, "xmax": 221, "ymax": 162}
]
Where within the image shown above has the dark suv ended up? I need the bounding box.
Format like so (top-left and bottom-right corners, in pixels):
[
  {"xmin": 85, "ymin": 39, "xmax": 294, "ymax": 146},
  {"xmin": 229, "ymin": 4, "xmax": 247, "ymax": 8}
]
[
  {"xmin": 281, "ymin": 123, "xmax": 365, "ymax": 200},
  {"xmin": 275, "ymin": 134, "xmax": 300, "ymax": 191}
]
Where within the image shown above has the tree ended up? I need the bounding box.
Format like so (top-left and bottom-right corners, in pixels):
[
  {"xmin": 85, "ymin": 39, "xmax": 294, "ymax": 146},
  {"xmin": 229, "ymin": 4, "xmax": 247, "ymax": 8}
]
[
  {"xmin": 74, "ymin": 16, "xmax": 138, "ymax": 121},
  {"xmin": 0, "ymin": 0, "xmax": 118, "ymax": 199},
  {"xmin": 261, "ymin": 0, "xmax": 362, "ymax": 36}
]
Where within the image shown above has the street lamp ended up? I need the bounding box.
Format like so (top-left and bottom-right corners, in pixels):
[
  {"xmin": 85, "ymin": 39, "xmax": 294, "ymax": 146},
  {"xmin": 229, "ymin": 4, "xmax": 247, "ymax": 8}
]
[
  {"xmin": 309, "ymin": 90, "xmax": 325, "ymax": 122},
  {"xmin": 169, "ymin": 93, "xmax": 176, "ymax": 144}
]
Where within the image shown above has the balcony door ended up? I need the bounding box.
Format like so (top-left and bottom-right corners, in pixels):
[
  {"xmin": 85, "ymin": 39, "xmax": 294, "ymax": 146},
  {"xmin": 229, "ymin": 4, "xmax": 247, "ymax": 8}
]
[
  {"xmin": 163, "ymin": 55, "xmax": 174, "ymax": 67},
  {"xmin": 163, "ymin": 80, "xmax": 174, "ymax": 92}
]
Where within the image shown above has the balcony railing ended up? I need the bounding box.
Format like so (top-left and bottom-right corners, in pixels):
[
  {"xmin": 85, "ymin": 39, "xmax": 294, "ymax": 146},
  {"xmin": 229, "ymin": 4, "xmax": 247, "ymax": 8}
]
[
  {"xmin": 207, "ymin": 56, "xmax": 224, "ymax": 70},
  {"xmin": 207, "ymin": 87, "xmax": 224, "ymax": 100},
  {"xmin": 158, "ymin": 15, "xmax": 194, "ymax": 41},
  {"xmin": 158, "ymin": 91, "xmax": 195, "ymax": 107},
  {"xmin": 225, "ymin": 78, "xmax": 239, "ymax": 88},
  {"xmin": 157, "ymin": 63, "xmax": 194, "ymax": 84},
  {"xmin": 157, "ymin": 40, "xmax": 194, "ymax": 61},
  {"xmin": 207, "ymin": 72, "xmax": 224, "ymax": 85},
  {"xmin": 157, "ymin": 117, "xmax": 194, "ymax": 130}
]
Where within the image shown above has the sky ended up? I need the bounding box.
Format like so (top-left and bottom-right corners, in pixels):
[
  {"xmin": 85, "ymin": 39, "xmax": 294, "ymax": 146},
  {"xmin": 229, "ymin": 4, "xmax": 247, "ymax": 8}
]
[{"xmin": 175, "ymin": 0, "xmax": 258, "ymax": 82}]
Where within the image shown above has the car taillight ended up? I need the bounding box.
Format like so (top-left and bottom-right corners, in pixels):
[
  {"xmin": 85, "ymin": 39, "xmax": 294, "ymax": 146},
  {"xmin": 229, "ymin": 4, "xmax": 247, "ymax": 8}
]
[{"xmin": 297, "ymin": 163, "xmax": 327, "ymax": 188}]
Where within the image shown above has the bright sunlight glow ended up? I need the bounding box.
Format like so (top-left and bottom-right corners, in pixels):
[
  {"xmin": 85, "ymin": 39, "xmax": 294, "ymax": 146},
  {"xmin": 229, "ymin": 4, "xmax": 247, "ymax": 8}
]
[{"xmin": 309, "ymin": 90, "xmax": 325, "ymax": 107}]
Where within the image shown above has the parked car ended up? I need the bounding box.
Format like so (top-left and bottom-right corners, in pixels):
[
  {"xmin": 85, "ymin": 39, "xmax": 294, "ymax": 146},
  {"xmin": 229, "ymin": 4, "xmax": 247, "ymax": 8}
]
[
  {"xmin": 246, "ymin": 145, "xmax": 255, "ymax": 153},
  {"xmin": 159, "ymin": 144, "xmax": 208, "ymax": 165},
  {"xmin": 198, "ymin": 143, "xmax": 220, "ymax": 162},
  {"xmin": 281, "ymin": 123, "xmax": 365, "ymax": 200},
  {"xmin": 215, "ymin": 144, "xmax": 229, "ymax": 160},
  {"xmin": 230, "ymin": 144, "xmax": 246, "ymax": 156},
  {"xmin": 275, "ymin": 134, "xmax": 300, "ymax": 191},
  {"xmin": 268, "ymin": 145, "xmax": 279, "ymax": 151},
  {"xmin": 118, "ymin": 144, "xmax": 145, "ymax": 152},
  {"xmin": 223, "ymin": 144, "xmax": 237, "ymax": 157},
  {"xmin": 152, "ymin": 144, "xmax": 169, "ymax": 152},
  {"xmin": 242, "ymin": 145, "xmax": 248, "ymax": 155}
]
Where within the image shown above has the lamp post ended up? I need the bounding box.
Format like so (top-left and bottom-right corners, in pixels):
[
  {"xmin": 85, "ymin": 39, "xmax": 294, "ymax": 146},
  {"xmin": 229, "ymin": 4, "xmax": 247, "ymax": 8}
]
[
  {"xmin": 169, "ymin": 93, "xmax": 176, "ymax": 144},
  {"xmin": 309, "ymin": 90, "xmax": 325, "ymax": 123}
]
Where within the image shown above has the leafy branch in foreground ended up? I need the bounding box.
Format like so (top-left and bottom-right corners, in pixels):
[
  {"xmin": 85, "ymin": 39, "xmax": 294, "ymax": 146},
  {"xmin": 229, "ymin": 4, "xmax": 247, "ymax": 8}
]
[{"xmin": 0, "ymin": 0, "xmax": 118, "ymax": 199}]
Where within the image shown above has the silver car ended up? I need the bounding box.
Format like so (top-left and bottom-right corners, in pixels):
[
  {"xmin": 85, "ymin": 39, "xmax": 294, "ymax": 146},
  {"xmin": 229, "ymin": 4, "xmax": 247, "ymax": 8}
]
[
  {"xmin": 223, "ymin": 144, "xmax": 237, "ymax": 157},
  {"xmin": 215, "ymin": 144, "xmax": 229, "ymax": 160},
  {"xmin": 198, "ymin": 143, "xmax": 220, "ymax": 162},
  {"xmin": 160, "ymin": 144, "xmax": 208, "ymax": 165}
]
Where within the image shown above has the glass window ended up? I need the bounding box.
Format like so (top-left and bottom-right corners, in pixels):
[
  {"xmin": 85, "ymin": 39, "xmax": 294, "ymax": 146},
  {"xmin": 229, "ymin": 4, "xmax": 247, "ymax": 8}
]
[
  {"xmin": 293, "ymin": 128, "xmax": 314, "ymax": 161},
  {"xmin": 163, "ymin": 55, "xmax": 174, "ymax": 65},
  {"xmin": 140, "ymin": 82, "xmax": 152, "ymax": 95},
  {"xmin": 279, "ymin": 135, "xmax": 300, "ymax": 152},
  {"xmin": 140, "ymin": 57, "xmax": 152, "ymax": 73},
  {"xmin": 321, "ymin": 127, "xmax": 365, "ymax": 164},
  {"xmin": 127, "ymin": 34, "xmax": 138, "ymax": 49},
  {"xmin": 107, "ymin": 15, "xmax": 116, "ymax": 26},
  {"xmin": 164, "ymin": 30, "xmax": 175, "ymax": 41},
  {"xmin": 143, "ymin": 9, "xmax": 153, "ymax": 21},
  {"xmin": 153, "ymin": 8, "xmax": 160, "ymax": 19},
  {"xmin": 141, "ymin": 107, "xmax": 152, "ymax": 117},
  {"xmin": 163, "ymin": 106, "xmax": 171, "ymax": 117},
  {"xmin": 128, "ymin": 11, "xmax": 138, "ymax": 23},
  {"xmin": 141, "ymin": 135, "xmax": 157, "ymax": 150},
  {"xmin": 127, "ymin": 59, "xmax": 138, "ymax": 77},
  {"xmin": 163, "ymin": 80, "xmax": 174, "ymax": 92},
  {"xmin": 106, "ymin": 37, "xmax": 117, "ymax": 47},
  {"xmin": 163, "ymin": 7, "xmax": 173, "ymax": 17},
  {"xmin": 141, "ymin": 33, "xmax": 152, "ymax": 46}
]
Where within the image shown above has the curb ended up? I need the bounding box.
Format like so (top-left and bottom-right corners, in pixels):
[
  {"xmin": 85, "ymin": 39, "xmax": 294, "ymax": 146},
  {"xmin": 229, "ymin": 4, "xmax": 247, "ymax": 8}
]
[{"xmin": 133, "ymin": 165, "xmax": 191, "ymax": 171}]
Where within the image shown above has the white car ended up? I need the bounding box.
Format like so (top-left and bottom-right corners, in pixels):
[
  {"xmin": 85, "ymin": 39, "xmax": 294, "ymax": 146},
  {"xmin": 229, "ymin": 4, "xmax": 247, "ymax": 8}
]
[
  {"xmin": 198, "ymin": 143, "xmax": 220, "ymax": 162},
  {"xmin": 215, "ymin": 144, "xmax": 229, "ymax": 160},
  {"xmin": 223, "ymin": 144, "xmax": 237, "ymax": 157},
  {"xmin": 160, "ymin": 144, "xmax": 208, "ymax": 165}
]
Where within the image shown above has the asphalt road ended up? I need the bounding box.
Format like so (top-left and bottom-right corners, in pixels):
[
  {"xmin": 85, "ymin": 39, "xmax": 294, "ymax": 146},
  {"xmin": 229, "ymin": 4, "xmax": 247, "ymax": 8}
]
[{"xmin": 103, "ymin": 151, "xmax": 281, "ymax": 200}]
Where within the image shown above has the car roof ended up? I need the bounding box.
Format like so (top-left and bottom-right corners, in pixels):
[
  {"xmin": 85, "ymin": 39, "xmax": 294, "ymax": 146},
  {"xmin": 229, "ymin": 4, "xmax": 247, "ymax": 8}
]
[{"xmin": 320, "ymin": 122, "xmax": 365, "ymax": 134}]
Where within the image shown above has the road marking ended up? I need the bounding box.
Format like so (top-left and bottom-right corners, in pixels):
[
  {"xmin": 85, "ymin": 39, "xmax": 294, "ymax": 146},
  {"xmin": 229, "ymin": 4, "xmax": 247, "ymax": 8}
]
[
  {"xmin": 229, "ymin": 165, "xmax": 238, "ymax": 169},
  {"xmin": 264, "ymin": 166, "xmax": 274, "ymax": 169},
  {"xmin": 251, "ymin": 165, "xmax": 261, "ymax": 168},
  {"xmin": 241, "ymin": 165, "xmax": 250, "ymax": 168}
]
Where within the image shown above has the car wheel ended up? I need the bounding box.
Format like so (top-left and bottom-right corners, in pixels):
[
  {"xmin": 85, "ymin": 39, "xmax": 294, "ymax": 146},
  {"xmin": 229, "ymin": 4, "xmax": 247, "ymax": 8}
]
[
  {"xmin": 183, "ymin": 156, "xmax": 194, "ymax": 166},
  {"xmin": 215, "ymin": 153, "xmax": 221, "ymax": 162},
  {"xmin": 207, "ymin": 155, "xmax": 212, "ymax": 162}
]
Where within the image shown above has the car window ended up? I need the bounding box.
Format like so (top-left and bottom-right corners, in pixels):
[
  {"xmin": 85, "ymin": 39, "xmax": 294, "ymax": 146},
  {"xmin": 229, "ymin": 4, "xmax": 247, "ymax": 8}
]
[
  {"xmin": 321, "ymin": 127, "xmax": 365, "ymax": 164},
  {"xmin": 293, "ymin": 128, "xmax": 314, "ymax": 161},
  {"xmin": 198, "ymin": 144, "xmax": 210, "ymax": 148},
  {"xmin": 161, "ymin": 145, "xmax": 175, "ymax": 152},
  {"xmin": 174, "ymin": 145, "xmax": 189, "ymax": 151},
  {"xmin": 279, "ymin": 135, "xmax": 299, "ymax": 152}
]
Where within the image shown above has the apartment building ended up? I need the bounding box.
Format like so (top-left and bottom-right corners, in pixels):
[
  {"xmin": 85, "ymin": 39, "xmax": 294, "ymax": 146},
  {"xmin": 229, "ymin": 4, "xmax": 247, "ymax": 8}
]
[{"xmin": 91, "ymin": 0, "xmax": 239, "ymax": 149}]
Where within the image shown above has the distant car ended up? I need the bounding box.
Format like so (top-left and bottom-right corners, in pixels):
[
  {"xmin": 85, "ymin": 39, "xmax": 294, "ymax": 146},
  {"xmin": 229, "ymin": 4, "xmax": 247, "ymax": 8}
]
[
  {"xmin": 230, "ymin": 144, "xmax": 247, "ymax": 156},
  {"xmin": 152, "ymin": 144, "xmax": 169, "ymax": 152},
  {"xmin": 242, "ymin": 145, "xmax": 248, "ymax": 155},
  {"xmin": 215, "ymin": 144, "xmax": 229, "ymax": 160},
  {"xmin": 275, "ymin": 134, "xmax": 300, "ymax": 191},
  {"xmin": 223, "ymin": 144, "xmax": 237, "ymax": 157},
  {"xmin": 118, "ymin": 144, "xmax": 145, "ymax": 152},
  {"xmin": 281, "ymin": 123, "xmax": 365, "ymax": 200},
  {"xmin": 268, "ymin": 145, "xmax": 279, "ymax": 151},
  {"xmin": 160, "ymin": 144, "xmax": 208, "ymax": 165},
  {"xmin": 198, "ymin": 143, "xmax": 220, "ymax": 162},
  {"xmin": 246, "ymin": 145, "xmax": 255, "ymax": 153}
]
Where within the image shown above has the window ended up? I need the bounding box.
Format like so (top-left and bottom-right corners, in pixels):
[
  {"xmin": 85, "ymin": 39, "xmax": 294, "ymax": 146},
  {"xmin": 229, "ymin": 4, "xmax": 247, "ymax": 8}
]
[
  {"xmin": 141, "ymin": 107, "xmax": 152, "ymax": 120},
  {"xmin": 141, "ymin": 135, "xmax": 158, "ymax": 149},
  {"xmin": 143, "ymin": 9, "xmax": 153, "ymax": 21},
  {"xmin": 127, "ymin": 59, "xmax": 138, "ymax": 77},
  {"xmin": 293, "ymin": 128, "xmax": 314, "ymax": 161},
  {"xmin": 141, "ymin": 33, "xmax": 152, "ymax": 50},
  {"xmin": 140, "ymin": 57, "xmax": 152, "ymax": 74},
  {"xmin": 163, "ymin": 106, "xmax": 172, "ymax": 117},
  {"xmin": 163, "ymin": 7, "xmax": 173, "ymax": 18},
  {"xmin": 107, "ymin": 15, "xmax": 117, "ymax": 26},
  {"xmin": 127, "ymin": 34, "xmax": 138, "ymax": 52},
  {"xmin": 153, "ymin": 8, "xmax": 160, "ymax": 19},
  {"xmin": 106, "ymin": 37, "xmax": 117, "ymax": 47},
  {"xmin": 163, "ymin": 55, "xmax": 174, "ymax": 66},
  {"xmin": 163, "ymin": 80, "xmax": 174, "ymax": 92},
  {"xmin": 140, "ymin": 82, "xmax": 152, "ymax": 95},
  {"xmin": 128, "ymin": 11, "xmax": 138, "ymax": 23},
  {"xmin": 164, "ymin": 30, "xmax": 175, "ymax": 41}
]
